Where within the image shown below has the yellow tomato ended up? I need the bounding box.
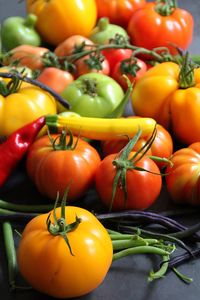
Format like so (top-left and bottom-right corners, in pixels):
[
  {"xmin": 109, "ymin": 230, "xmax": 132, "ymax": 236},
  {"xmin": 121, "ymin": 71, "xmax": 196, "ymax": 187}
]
[
  {"xmin": 26, "ymin": 0, "xmax": 97, "ymax": 46},
  {"xmin": 17, "ymin": 206, "xmax": 113, "ymax": 298},
  {"xmin": 0, "ymin": 80, "xmax": 56, "ymax": 136},
  {"xmin": 131, "ymin": 61, "xmax": 200, "ymax": 145}
]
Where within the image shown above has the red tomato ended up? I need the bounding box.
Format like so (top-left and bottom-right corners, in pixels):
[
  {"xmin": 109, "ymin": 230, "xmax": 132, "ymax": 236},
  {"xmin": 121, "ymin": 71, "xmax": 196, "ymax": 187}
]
[
  {"xmin": 101, "ymin": 122, "xmax": 173, "ymax": 169},
  {"xmin": 102, "ymin": 48, "xmax": 133, "ymax": 71},
  {"xmin": 95, "ymin": 0, "xmax": 146, "ymax": 28},
  {"xmin": 37, "ymin": 67, "xmax": 74, "ymax": 93},
  {"xmin": 95, "ymin": 152, "xmax": 162, "ymax": 211},
  {"xmin": 26, "ymin": 132, "xmax": 101, "ymax": 201},
  {"xmin": 127, "ymin": 2, "xmax": 194, "ymax": 55},
  {"xmin": 111, "ymin": 57, "xmax": 147, "ymax": 90},
  {"xmin": 165, "ymin": 143, "xmax": 200, "ymax": 206}
]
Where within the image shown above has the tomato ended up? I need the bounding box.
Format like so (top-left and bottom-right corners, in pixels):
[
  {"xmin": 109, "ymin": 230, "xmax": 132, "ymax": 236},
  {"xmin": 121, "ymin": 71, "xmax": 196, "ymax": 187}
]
[
  {"xmin": 95, "ymin": 0, "xmax": 146, "ymax": 28},
  {"xmin": 26, "ymin": 132, "xmax": 101, "ymax": 201},
  {"xmin": 131, "ymin": 61, "xmax": 200, "ymax": 145},
  {"xmin": 102, "ymin": 48, "xmax": 133, "ymax": 71},
  {"xmin": 111, "ymin": 57, "xmax": 147, "ymax": 90},
  {"xmin": 17, "ymin": 205, "xmax": 113, "ymax": 298},
  {"xmin": 95, "ymin": 133, "xmax": 162, "ymax": 210},
  {"xmin": 36, "ymin": 67, "xmax": 74, "ymax": 94},
  {"xmin": 54, "ymin": 35, "xmax": 109, "ymax": 78},
  {"xmin": 165, "ymin": 143, "xmax": 200, "ymax": 206},
  {"xmin": 127, "ymin": 2, "xmax": 194, "ymax": 55},
  {"xmin": 60, "ymin": 73, "xmax": 125, "ymax": 117},
  {"xmin": 54, "ymin": 35, "xmax": 93, "ymax": 57},
  {"xmin": 0, "ymin": 79, "xmax": 56, "ymax": 137},
  {"xmin": 3, "ymin": 44, "xmax": 49, "ymax": 71},
  {"xmin": 26, "ymin": 0, "xmax": 97, "ymax": 46},
  {"xmin": 74, "ymin": 55, "xmax": 110, "ymax": 78},
  {"xmin": 101, "ymin": 122, "xmax": 173, "ymax": 169}
]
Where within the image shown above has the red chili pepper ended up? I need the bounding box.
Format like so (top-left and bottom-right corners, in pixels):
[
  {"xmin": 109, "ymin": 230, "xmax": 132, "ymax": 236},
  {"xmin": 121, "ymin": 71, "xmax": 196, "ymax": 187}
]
[{"xmin": 0, "ymin": 116, "xmax": 45, "ymax": 187}]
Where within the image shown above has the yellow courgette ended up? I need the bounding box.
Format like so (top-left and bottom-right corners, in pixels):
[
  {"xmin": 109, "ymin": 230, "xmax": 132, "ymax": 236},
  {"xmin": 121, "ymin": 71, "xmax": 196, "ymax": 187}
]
[{"xmin": 45, "ymin": 114, "xmax": 157, "ymax": 140}]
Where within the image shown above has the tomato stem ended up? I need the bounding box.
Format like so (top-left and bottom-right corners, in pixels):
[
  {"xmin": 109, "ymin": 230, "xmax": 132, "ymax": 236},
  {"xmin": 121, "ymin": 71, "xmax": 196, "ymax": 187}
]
[
  {"xmin": 47, "ymin": 189, "xmax": 81, "ymax": 255},
  {"xmin": 155, "ymin": 0, "xmax": 177, "ymax": 16}
]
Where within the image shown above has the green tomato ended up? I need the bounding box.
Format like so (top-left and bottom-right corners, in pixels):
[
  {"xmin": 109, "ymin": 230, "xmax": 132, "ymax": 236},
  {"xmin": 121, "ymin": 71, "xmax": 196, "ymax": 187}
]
[
  {"xmin": 1, "ymin": 14, "xmax": 41, "ymax": 51},
  {"xmin": 60, "ymin": 73, "xmax": 125, "ymax": 118},
  {"xmin": 89, "ymin": 17, "xmax": 129, "ymax": 45}
]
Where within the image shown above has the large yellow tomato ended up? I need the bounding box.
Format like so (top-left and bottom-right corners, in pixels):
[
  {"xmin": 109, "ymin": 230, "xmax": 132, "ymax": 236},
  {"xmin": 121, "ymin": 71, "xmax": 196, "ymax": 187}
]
[
  {"xmin": 26, "ymin": 0, "xmax": 97, "ymax": 46},
  {"xmin": 17, "ymin": 205, "xmax": 113, "ymax": 298},
  {"xmin": 0, "ymin": 75, "xmax": 56, "ymax": 136}
]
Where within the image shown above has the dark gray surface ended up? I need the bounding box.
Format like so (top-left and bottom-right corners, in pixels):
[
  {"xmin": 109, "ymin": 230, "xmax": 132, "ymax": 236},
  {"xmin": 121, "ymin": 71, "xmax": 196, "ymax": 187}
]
[{"xmin": 0, "ymin": 1, "xmax": 200, "ymax": 300}]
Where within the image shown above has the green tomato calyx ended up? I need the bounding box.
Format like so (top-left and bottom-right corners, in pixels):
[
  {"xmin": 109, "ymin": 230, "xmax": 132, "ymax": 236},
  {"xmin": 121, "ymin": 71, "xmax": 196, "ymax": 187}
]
[
  {"xmin": 47, "ymin": 187, "xmax": 81, "ymax": 256},
  {"xmin": 81, "ymin": 78, "xmax": 98, "ymax": 97}
]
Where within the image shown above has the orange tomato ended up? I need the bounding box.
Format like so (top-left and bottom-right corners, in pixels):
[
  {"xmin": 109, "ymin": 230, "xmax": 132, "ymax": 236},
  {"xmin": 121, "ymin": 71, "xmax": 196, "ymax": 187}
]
[
  {"xmin": 26, "ymin": 0, "xmax": 97, "ymax": 46},
  {"xmin": 17, "ymin": 205, "xmax": 113, "ymax": 298},
  {"xmin": 36, "ymin": 67, "xmax": 74, "ymax": 94},
  {"xmin": 3, "ymin": 44, "xmax": 49, "ymax": 71}
]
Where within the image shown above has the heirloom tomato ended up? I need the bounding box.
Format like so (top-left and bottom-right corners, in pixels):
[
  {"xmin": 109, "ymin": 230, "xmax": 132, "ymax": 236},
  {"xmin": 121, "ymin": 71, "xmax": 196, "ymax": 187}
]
[
  {"xmin": 0, "ymin": 77, "xmax": 56, "ymax": 137},
  {"xmin": 95, "ymin": 0, "xmax": 146, "ymax": 28},
  {"xmin": 17, "ymin": 205, "xmax": 113, "ymax": 298},
  {"xmin": 26, "ymin": 131, "xmax": 101, "ymax": 201},
  {"xmin": 26, "ymin": 0, "xmax": 97, "ymax": 46},
  {"xmin": 165, "ymin": 143, "xmax": 200, "ymax": 206},
  {"xmin": 127, "ymin": 2, "xmax": 193, "ymax": 54},
  {"xmin": 3, "ymin": 44, "xmax": 49, "ymax": 71},
  {"xmin": 36, "ymin": 67, "xmax": 74, "ymax": 94},
  {"xmin": 101, "ymin": 122, "xmax": 173, "ymax": 169},
  {"xmin": 60, "ymin": 73, "xmax": 124, "ymax": 117},
  {"xmin": 131, "ymin": 61, "xmax": 200, "ymax": 145}
]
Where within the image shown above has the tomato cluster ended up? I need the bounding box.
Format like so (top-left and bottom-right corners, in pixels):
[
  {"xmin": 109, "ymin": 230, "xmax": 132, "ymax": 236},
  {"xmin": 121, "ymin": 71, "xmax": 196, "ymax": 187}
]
[{"xmin": 1, "ymin": 1, "xmax": 200, "ymax": 299}]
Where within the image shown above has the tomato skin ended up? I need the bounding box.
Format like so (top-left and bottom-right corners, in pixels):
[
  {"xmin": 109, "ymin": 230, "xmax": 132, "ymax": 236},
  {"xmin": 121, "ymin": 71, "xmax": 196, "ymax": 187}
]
[
  {"xmin": 26, "ymin": 134, "xmax": 101, "ymax": 201},
  {"xmin": 95, "ymin": 152, "xmax": 162, "ymax": 210},
  {"xmin": 131, "ymin": 62, "xmax": 200, "ymax": 145},
  {"xmin": 127, "ymin": 2, "xmax": 194, "ymax": 54},
  {"xmin": 26, "ymin": 0, "xmax": 97, "ymax": 46},
  {"xmin": 54, "ymin": 35, "xmax": 93, "ymax": 57},
  {"xmin": 4, "ymin": 44, "xmax": 49, "ymax": 70},
  {"xmin": 60, "ymin": 73, "xmax": 124, "ymax": 117},
  {"xmin": 95, "ymin": 0, "xmax": 146, "ymax": 28},
  {"xmin": 37, "ymin": 67, "xmax": 74, "ymax": 94},
  {"xmin": 102, "ymin": 48, "xmax": 133, "ymax": 71},
  {"xmin": 17, "ymin": 206, "xmax": 113, "ymax": 298},
  {"xmin": 165, "ymin": 144, "xmax": 200, "ymax": 206},
  {"xmin": 101, "ymin": 122, "xmax": 173, "ymax": 169},
  {"xmin": 75, "ymin": 55, "xmax": 110, "ymax": 78},
  {"xmin": 111, "ymin": 57, "xmax": 147, "ymax": 90}
]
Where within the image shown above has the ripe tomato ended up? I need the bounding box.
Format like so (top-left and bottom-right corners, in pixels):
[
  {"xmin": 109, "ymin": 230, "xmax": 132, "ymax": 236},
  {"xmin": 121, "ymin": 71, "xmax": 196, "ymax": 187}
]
[
  {"xmin": 74, "ymin": 55, "xmax": 110, "ymax": 78},
  {"xmin": 36, "ymin": 67, "xmax": 74, "ymax": 94},
  {"xmin": 95, "ymin": 0, "xmax": 146, "ymax": 28},
  {"xmin": 54, "ymin": 35, "xmax": 94, "ymax": 57},
  {"xmin": 165, "ymin": 143, "xmax": 200, "ymax": 206},
  {"xmin": 101, "ymin": 122, "xmax": 173, "ymax": 169},
  {"xmin": 3, "ymin": 44, "xmax": 49, "ymax": 70},
  {"xmin": 26, "ymin": 0, "xmax": 97, "ymax": 46},
  {"xmin": 26, "ymin": 132, "xmax": 101, "ymax": 201},
  {"xmin": 127, "ymin": 2, "xmax": 193, "ymax": 54},
  {"xmin": 17, "ymin": 205, "xmax": 113, "ymax": 298},
  {"xmin": 95, "ymin": 151, "xmax": 162, "ymax": 211},
  {"xmin": 102, "ymin": 48, "xmax": 133, "ymax": 71},
  {"xmin": 111, "ymin": 57, "xmax": 147, "ymax": 90}
]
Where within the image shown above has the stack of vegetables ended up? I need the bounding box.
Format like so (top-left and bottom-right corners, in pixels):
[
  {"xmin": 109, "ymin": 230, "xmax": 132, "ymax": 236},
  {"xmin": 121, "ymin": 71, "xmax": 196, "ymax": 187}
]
[{"xmin": 0, "ymin": 0, "xmax": 200, "ymax": 298}]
